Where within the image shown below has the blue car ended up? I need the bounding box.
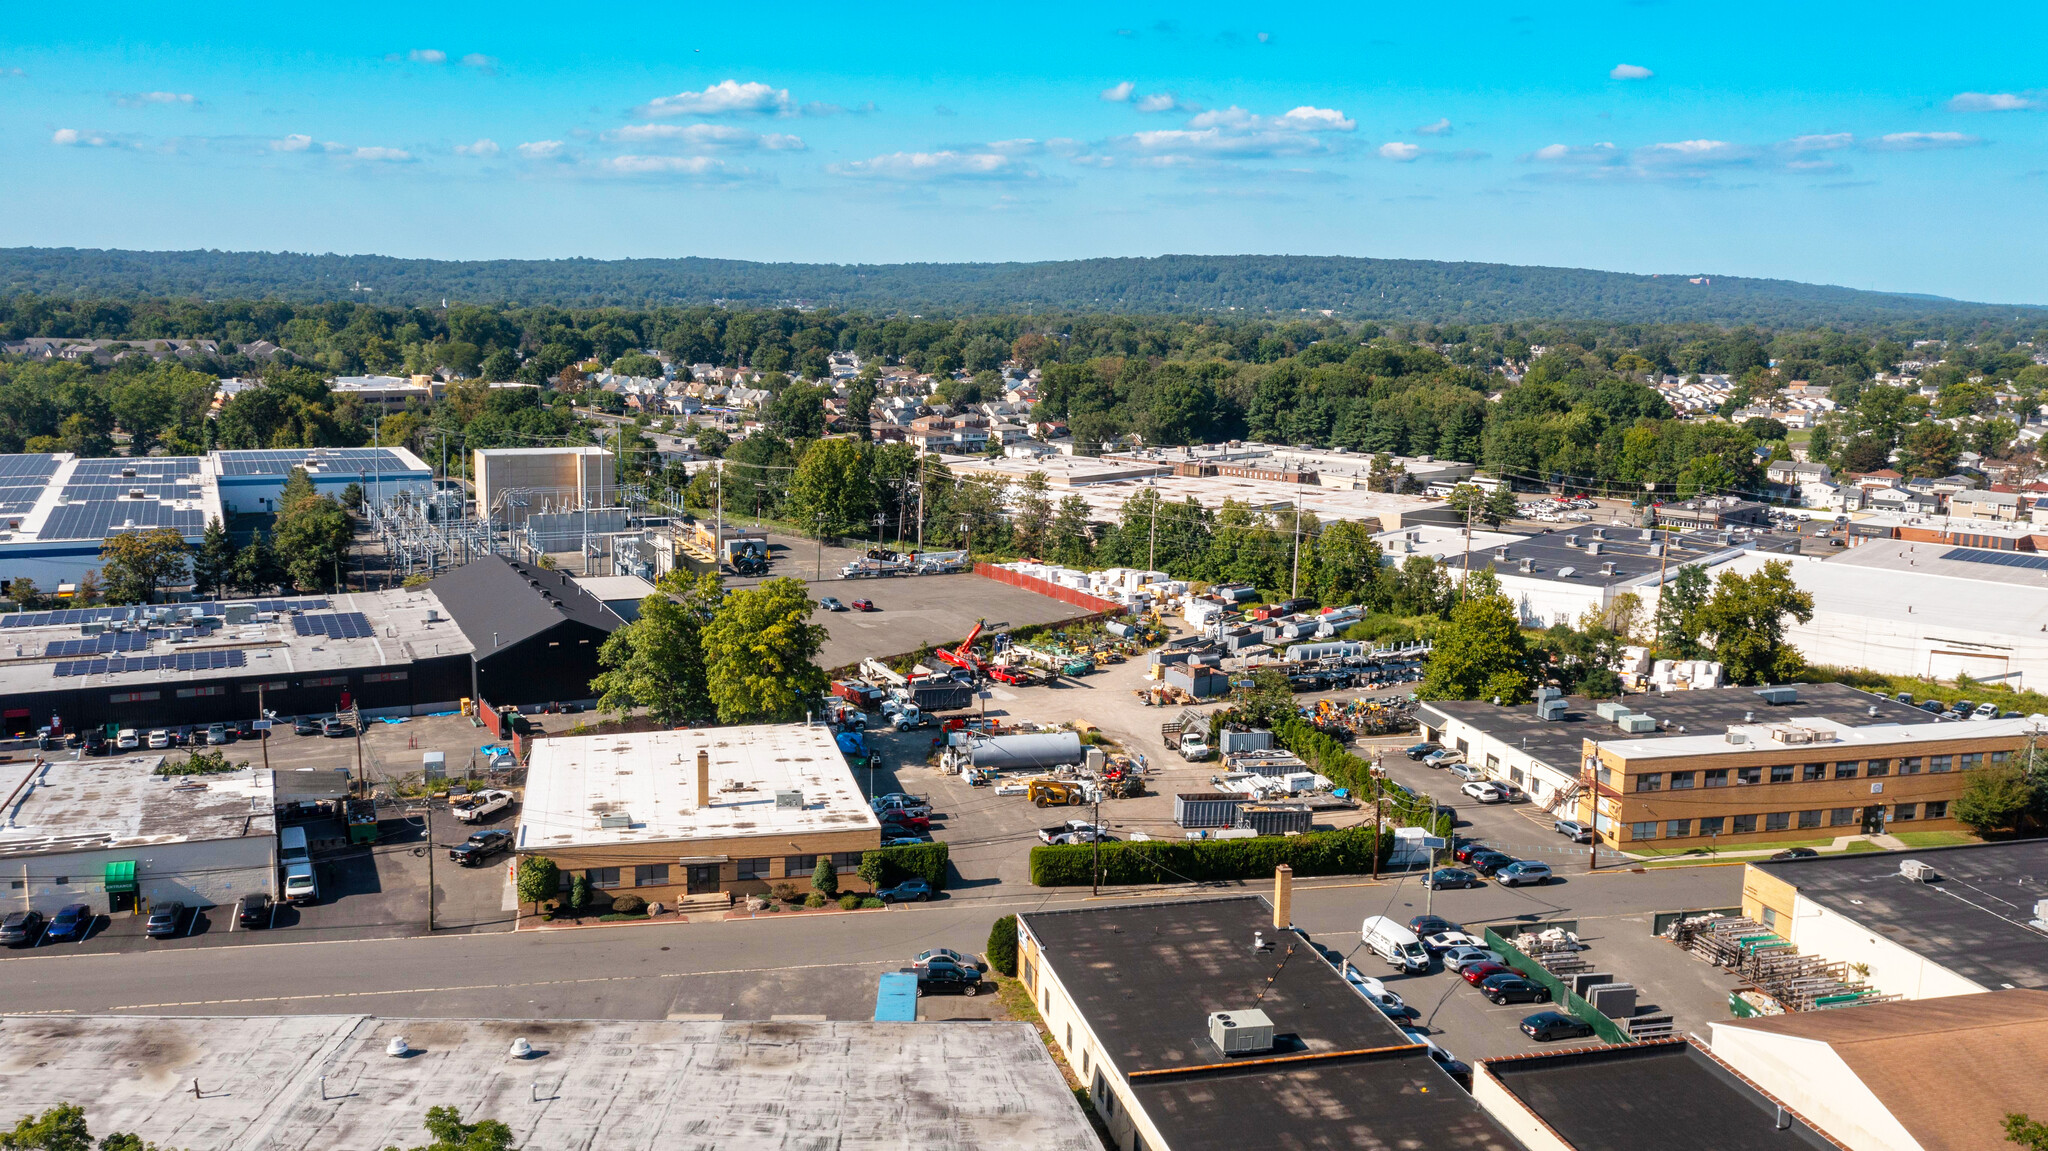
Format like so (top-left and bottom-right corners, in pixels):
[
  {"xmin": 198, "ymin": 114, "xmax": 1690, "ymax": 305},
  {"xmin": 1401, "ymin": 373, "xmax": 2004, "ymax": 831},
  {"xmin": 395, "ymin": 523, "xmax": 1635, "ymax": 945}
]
[
  {"xmin": 45, "ymin": 904, "xmax": 93, "ymax": 942},
  {"xmin": 877, "ymin": 879, "xmax": 935, "ymax": 903}
]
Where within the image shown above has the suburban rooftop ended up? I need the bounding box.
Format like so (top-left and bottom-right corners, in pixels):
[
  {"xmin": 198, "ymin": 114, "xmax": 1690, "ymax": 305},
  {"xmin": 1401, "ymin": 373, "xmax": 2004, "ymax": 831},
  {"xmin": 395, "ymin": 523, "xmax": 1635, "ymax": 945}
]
[
  {"xmin": 0, "ymin": 1015, "xmax": 1097, "ymax": 1151},
  {"xmin": 516, "ymin": 724, "xmax": 879, "ymax": 850},
  {"xmin": 1752, "ymin": 841, "xmax": 2048, "ymax": 991},
  {"xmin": 0, "ymin": 755, "xmax": 274, "ymax": 856}
]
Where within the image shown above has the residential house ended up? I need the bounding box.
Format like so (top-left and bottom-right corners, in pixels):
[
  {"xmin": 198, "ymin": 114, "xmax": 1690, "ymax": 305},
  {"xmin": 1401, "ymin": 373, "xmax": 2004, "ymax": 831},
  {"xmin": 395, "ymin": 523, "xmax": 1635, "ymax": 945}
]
[{"xmin": 1947, "ymin": 488, "xmax": 2020, "ymax": 521}]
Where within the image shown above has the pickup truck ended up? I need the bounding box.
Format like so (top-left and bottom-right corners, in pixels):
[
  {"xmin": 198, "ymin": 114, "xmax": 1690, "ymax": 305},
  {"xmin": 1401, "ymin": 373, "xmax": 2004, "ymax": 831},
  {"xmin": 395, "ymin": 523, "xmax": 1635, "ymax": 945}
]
[
  {"xmin": 453, "ymin": 789, "xmax": 515, "ymax": 823},
  {"xmin": 987, "ymin": 664, "xmax": 1041, "ymax": 687},
  {"xmin": 449, "ymin": 828, "xmax": 514, "ymax": 867},
  {"xmin": 1039, "ymin": 820, "xmax": 1103, "ymax": 844}
]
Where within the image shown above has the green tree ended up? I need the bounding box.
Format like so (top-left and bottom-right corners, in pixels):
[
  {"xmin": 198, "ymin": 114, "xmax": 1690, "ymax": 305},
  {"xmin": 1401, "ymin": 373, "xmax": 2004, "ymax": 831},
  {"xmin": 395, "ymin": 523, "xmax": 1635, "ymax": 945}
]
[
  {"xmin": 98, "ymin": 528, "xmax": 190, "ymax": 604},
  {"xmin": 192, "ymin": 517, "xmax": 235, "ymax": 598},
  {"xmin": 5, "ymin": 577, "xmax": 49, "ymax": 610},
  {"xmin": 272, "ymin": 468, "xmax": 353, "ymax": 591},
  {"xmin": 1049, "ymin": 494, "xmax": 1095, "ymax": 567},
  {"xmin": 1445, "ymin": 483, "xmax": 1504, "ymax": 528},
  {"xmin": 2007, "ymin": 1113, "xmax": 2048, "ymax": 1151},
  {"xmin": 591, "ymin": 573, "xmax": 723, "ymax": 725},
  {"xmin": 986, "ymin": 913, "xmax": 1018, "ymax": 976},
  {"xmin": 693, "ymin": 427, "xmax": 731, "ymax": 458},
  {"xmin": 1010, "ymin": 472, "xmax": 1054, "ymax": 557},
  {"xmin": 1419, "ymin": 578, "xmax": 1531, "ymax": 703},
  {"xmin": 700, "ymin": 578, "xmax": 830, "ymax": 724},
  {"xmin": 765, "ymin": 383, "xmax": 827, "ymax": 441},
  {"xmin": 232, "ymin": 533, "xmax": 283, "ymax": 595},
  {"xmin": 515, "ymin": 856, "xmax": 560, "ymax": 908},
  {"xmin": 785, "ymin": 438, "xmax": 876, "ymax": 538},
  {"xmin": 1653, "ymin": 563, "xmax": 1711, "ymax": 659},
  {"xmin": 1311, "ymin": 521, "xmax": 1390, "ymax": 609},
  {"xmin": 383, "ymin": 1105, "xmax": 515, "ymax": 1151},
  {"xmin": 810, "ymin": 854, "xmax": 839, "ymax": 900},
  {"xmin": 1954, "ymin": 768, "xmax": 2043, "ymax": 838},
  {"xmin": 1694, "ymin": 560, "xmax": 1814, "ymax": 685},
  {"xmin": 0, "ymin": 1104, "xmax": 92, "ymax": 1151},
  {"xmin": 846, "ymin": 375, "xmax": 876, "ymax": 442},
  {"xmin": 1484, "ymin": 484, "xmax": 1519, "ymax": 525}
]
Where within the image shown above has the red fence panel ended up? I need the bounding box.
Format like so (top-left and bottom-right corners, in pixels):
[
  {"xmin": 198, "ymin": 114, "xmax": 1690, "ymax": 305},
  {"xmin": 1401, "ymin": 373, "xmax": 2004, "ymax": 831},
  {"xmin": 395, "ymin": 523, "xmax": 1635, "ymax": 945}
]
[{"xmin": 973, "ymin": 564, "xmax": 1123, "ymax": 614}]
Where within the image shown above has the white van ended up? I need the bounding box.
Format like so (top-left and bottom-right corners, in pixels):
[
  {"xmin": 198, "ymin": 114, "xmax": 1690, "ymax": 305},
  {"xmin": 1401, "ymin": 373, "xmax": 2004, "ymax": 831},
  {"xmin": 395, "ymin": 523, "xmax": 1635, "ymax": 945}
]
[
  {"xmin": 1360, "ymin": 915, "xmax": 1431, "ymax": 974},
  {"xmin": 283, "ymin": 861, "xmax": 318, "ymax": 905}
]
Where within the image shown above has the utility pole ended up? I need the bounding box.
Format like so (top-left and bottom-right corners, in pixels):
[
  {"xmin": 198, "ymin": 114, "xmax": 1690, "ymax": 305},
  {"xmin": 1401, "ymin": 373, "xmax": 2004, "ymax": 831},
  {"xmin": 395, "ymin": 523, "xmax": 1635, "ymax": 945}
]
[
  {"xmin": 915, "ymin": 453, "xmax": 926, "ymax": 551},
  {"xmin": 1148, "ymin": 492, "xmax": 1159, "ymax": 572},
  {"xmin": 1290, "ymin": 493, "xmax": 1302, "ymax": 600},
  {"xmin": 1091, "ymin": 788, "xmax": 1102, "ymax": 897},
  {"xmin": 257, "ymin": 683, "xmax": 270, "ymax": 775},
  {"xmin": 1459, "ymin": 494, "xmax": 1476, "ymax": 602},
  {"xmin": 1371, "ymin": 754, "xmax": 1382, "ymax": 882},
  {"xmin": 714, "ymin": 464, "xmax": 724, "ymax": 575}
]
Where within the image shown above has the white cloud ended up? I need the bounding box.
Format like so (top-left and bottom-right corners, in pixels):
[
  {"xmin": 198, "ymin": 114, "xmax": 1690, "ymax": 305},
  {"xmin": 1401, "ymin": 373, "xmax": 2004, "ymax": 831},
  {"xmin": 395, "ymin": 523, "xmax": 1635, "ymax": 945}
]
[
  {"xmin": 268, "ymin": 134, "xmax": 411, "ymax": 162},
  {"xmin": 1527, "ymin": 142, "xmax": 1620, "ymax": 164},
  {"xmin": 637, "ymin": 79, "xmax": 795, "ymax": 118},
  {"xmin": 607, "ymin": 123, "xmax": 804, "ymax": 150},
  {"xmin": 830, "ymin": 150, "xmax": 1039, "ymax": 181},
  {"xmin": 1136, "ymin": 92, "xmax": 1180, "ymax": 113},
  {"xmin": 409, "ymin": 49, "xmax": 447, "ymax": 64},
  {"xmin": 455, "ymin": 138, "xmax": 500, "ymax": 157},
  {"xmin": 113, "ymin": 91, "xmax": 195, "ymax": 107},
  {"xmin": 1640, "ymin": 139, "xmax": 1738, "ymax": 157},
  {"xmin": 1947, "ymin": 91, "xmax": 2039, "ymax": 112},
  {"xmin": 1783, "ymin": 132, "xmax": 1854, "ymax": 152},
  {"xmin": 1610, "ymin": 63, "xmax": 1654, "ymax": 80},
  {"xmin": 348, "ymin": 146, "xmax": 413, "ymax": 162},
  {"xmin": 1071, "ymin": 154, "xmax": 1116, "ymax": 168},
  {"xmin": 1867, "ymin": 131, "xmax": 1982, "ymax": 151},
  {"xmin": 1378, "ymin": 141, "xmax": 1422, "ymax": 161},
  {"xmin": 1416, "ymin": 117, "xmax": 1452, "ymax": 136},
  {"xmin": 1100, "ymin": 80, "xmax": 1135, "ymax": 103},
  {"xmin": 603, "ymin": 155, "xmax": 754, "ymax": 180},
  {"xmin": 517, "ymin": 140, "xmax": 566, "ymax": 159},
  {"xmin": 1124, "ymin": 103, "xmax": 1356, "ymax": 162},
  {"xmin": 51, "ymin": 128, "xmax": 129, "ymax": 148},
  {"xmin": 459, "ymin": 53, "xmax": 498, "ymax": 73},
  {"xmin": 271, "ymin": 134, "xmax": 313, "ymax": 152}
]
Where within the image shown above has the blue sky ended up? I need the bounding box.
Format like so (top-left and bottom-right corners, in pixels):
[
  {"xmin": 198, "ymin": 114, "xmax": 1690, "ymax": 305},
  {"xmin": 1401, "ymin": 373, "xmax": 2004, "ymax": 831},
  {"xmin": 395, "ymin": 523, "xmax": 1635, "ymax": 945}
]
[{"xmin": 5, "ymin": 1, "xmax": 2048, "ymax": 303}]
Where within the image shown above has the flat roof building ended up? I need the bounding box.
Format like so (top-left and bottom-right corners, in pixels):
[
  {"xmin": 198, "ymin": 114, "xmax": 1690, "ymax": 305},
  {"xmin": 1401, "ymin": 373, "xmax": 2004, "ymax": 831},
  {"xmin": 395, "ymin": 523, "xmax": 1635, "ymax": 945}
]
[
  {"xmin": 1741, "ymin": 840, "xmax": 2048, "ymax": 999},
  {"xmin": 1652, "ymin": 496, "xmax": 1772, "ymax": 531},
  {"xmin": 429, "ymin": 556, "xmax": 625, "ymax": 713},
  {"xmin": 1421, "ymin": 683, "xmax": 2017, "ymax": 848},
  {"xmin": 0, "ymin": 753, "xmax": 276, "ymax": 915},
  {"xmin": 1710, "ymin": 991, "xmax": 2048, "ymax": 1151},
  {"xmin": 516, "ymin": 724, "xmax": 881, "ymax": 909},
  {"xmin": 1437, "ymin": 525, "xmax": 1798, "ymax": 629},
  {"xmin": 1474, "ymin": 1039, "xmax": 1842, "ymax": 1151},
  {"xmin": 1016, "ymin": 892, "xmax": 1519, "ymax": 1151},
  {"xmin": 0, "ymin": 1014, "xmax": 1098, "ymax": 1150}
]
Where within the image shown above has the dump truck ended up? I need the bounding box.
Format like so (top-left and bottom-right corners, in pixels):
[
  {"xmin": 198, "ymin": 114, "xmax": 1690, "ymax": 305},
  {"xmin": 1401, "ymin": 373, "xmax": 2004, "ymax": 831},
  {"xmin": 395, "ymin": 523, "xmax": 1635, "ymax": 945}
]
[
  {"xmin": 831, "ymin": 680, "xmax": 886, "ymax": 710},
  {"xmin": 897, "ymin": 681, "xmax": 973, "ymax": 713}
]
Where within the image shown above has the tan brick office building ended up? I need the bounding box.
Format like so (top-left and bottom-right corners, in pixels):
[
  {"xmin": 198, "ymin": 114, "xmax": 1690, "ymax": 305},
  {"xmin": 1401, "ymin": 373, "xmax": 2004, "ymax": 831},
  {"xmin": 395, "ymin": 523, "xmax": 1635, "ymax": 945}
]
[
  {"xmin": 1577, "ymin": 707, "xmax": 2031, "ymax": 851},
  {"xmin": 513, "ymin": 724, "xmax": 881, "ymax": 908}
]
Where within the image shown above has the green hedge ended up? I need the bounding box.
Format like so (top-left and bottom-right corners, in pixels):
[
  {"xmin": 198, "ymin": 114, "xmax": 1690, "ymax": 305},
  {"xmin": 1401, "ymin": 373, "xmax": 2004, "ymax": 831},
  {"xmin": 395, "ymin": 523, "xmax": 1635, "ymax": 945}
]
[
  {"xmin": 859, "ymin": 842, "xmax": 951, "ymax": 891},
  {"xmin": 1029, "ymin": 826, "xmax": 1385, "ymax": 887}
]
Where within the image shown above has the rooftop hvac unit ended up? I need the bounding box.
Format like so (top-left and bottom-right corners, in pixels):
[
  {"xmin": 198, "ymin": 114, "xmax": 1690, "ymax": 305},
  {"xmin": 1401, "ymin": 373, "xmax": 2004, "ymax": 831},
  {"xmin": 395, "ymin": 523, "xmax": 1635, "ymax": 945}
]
[
  {"xmin": 597, "ymin": 813, "xmax": 632, "ymax": 829},
  {"xmin": 1618, "ymin": 714, "xmax": 1658, "ymax": 734},
  {"xmin": 1587, "ymin": 540, "xmax": 1603, "ymax": 555},
  {"xmin": 775, "ymin": 790, "xmax": 805, "ymax": 809},
  {"xmin": 1753, "ymin": 686, "xmax": 1800, "ymax": 706},
  {"xmin": 1725, "ymin": 729, "xmax": 1748, "ymax": 745},
  {"xmin": 1595, "ymin": 701, "xmax": 1633, "ymax": 722},
  {"xmin": 1538, "ymin": 699, "xmax": 1568, "ymax": 721},
  {"xmin": 1535, "ymin": 686, "xmax": 1563, "ymax": 704},
  {"xmin": 2032, "ymin": 899, "xmax": 2048, "ymax": 931},
  {"xmin": 1208, "ymin": 1009, "xmax": 1276, "ymax": 1056},
  {"xmin": 1519, "ymin": 558, "xmax": 1535, "ymax": 573},
  {"xmin": 1899, "ymin": 859, "xmax": 1939, "ymax": 883}
]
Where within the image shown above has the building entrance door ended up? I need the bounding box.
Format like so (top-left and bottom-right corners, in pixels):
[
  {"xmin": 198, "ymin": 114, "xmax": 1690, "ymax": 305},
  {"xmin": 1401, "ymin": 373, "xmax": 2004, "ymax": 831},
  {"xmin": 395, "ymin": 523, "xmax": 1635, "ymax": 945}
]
[
  {"xmin": 687, "ymin": 865, "xmax": 720, "ymax": 894},
  {"xmin": 1861, "ymin": 805, "xmax": 1886, "ymax": 835}
]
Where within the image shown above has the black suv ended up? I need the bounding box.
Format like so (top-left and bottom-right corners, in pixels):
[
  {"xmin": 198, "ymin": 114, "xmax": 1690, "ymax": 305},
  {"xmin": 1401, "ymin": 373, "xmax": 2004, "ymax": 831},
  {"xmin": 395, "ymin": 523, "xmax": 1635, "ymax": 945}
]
[
  {"xmin": 903, "ymin": 961, "xmax": 988, "ymax": 997},
  {"xmin": 0, "ymin": 910, "xmax": 45, "ymax": 946},
  {"xmin": 238, "ymin": 893, "xmax": 272, "ymax": 928},
  {"xmin": 449, "ymin": 829, "xmax": 514, "ymax": 867},
  {"xmin": 293, "ymin": 716, "xmax": 320, "ymax": 736}
]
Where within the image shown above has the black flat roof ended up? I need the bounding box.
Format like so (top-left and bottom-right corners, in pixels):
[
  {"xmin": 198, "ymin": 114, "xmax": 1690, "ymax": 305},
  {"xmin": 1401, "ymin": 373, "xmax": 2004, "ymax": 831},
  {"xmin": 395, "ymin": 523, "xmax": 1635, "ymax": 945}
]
[
  {"xmin": 1483, "ymin": 1041, "xmax": 1840, "ymax": 1151},
  {"xmin": 1753, "ymin": 840, "xmax": 2048, "ymax": 991},
  {"xmin": 1019, "ymin": 896, "xmax": 1520, "ymax": 1151},
  {"xmin": 1422, "ymin": 682, "xmax": 1937, "ymax": 773},
  {"xmin": 1442, "ymin": 527, "xmax": 1798, "ymax": 588}
]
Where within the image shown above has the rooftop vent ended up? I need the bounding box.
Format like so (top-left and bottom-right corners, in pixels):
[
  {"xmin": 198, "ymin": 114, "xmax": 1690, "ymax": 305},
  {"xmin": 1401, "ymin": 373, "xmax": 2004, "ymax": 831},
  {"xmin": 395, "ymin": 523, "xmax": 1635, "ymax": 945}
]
[
  {"xmin": 1208, "ymin": 1009, "xmax": 1276, "ymax": 1056},
  {"xmin": 1538, "ymin": 699, "xmax": 1568, "ymax": 721},
  {"xmin": 1558, "ymin": 566, "xmax": 1577, "ymax": 578},
  {"xmin": 1519, "ymin": 557, "xmax": 1535, "ymax": 573},
  {"xmin": 1899, "ymin": 859, "xmax": 1939, "ymax": 883},
  {"xmin": 1754, "ymin": 686, "xmax": 1799, "ymax": 706},
  {"xmin": 1726, "ymin": 729, "xmax": 1748, "ymax": 745},
  {"xmin": 1494, "ymin": 547, "xmax": 1511, "ymax": 561},
  {"xmin": 1566, "ymin": 534, "xmax": 1580, "ymax": 546},
  {"xmin": 1587, "ymin": 540, "xmax": 1603, "ymax": 556},
  {"xmin": 1600, "ymin": 562, "xmax": 1618, "ymax": 577},
  {"xmin": 774, "ymin": 790, "xmax": 805, "ymax": 810},
  {"xmin": 597, "ymin": 812, "xmax": 631, "ymax": 829}
]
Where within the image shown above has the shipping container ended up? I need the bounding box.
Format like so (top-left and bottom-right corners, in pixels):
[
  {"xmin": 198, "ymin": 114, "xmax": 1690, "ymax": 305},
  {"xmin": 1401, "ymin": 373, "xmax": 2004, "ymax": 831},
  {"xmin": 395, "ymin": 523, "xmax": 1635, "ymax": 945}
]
[
  {"xmin": 1236, "ymin": 803, "xmax": 1313, "ymax": 836},
  {"xmin": 1173, "ymin": 792, "xmax": 1244, "ymax": 829}
]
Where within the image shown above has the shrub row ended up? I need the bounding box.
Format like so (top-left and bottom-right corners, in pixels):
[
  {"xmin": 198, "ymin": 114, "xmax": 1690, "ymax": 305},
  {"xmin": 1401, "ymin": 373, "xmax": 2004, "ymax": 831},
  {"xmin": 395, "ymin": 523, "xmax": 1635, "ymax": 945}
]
[
  {"xmin": 1274, "ymin": 717, "xmax": 1452, "ymax": 837},
  {"xmin": 858, "ymin": 841, "xmax": 950, "ymax": 891},
  {"xmin": 1029, "ymin": 826, "xmax": 1386, "ymax": 887}
]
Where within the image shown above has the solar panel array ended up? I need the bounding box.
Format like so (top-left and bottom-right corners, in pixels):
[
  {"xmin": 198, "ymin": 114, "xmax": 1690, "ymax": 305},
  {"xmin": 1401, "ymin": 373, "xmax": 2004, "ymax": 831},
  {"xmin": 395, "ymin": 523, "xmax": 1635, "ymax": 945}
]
[
  {"xmin": 51, "ymin": 649, "xmax": 248, "ymax": 677},
  {"xmin": 1938, "ymin": 547, "xmax": 2048, "ymax": 572},
  {"xmin": 294, "ymin": 611, "xmax": 374, "ymax": 639},
  {"xmin": 45, "ymin": 632, "xmax": 152, "ymax": 656},
  {"xmin": 40, "ymin": 499, "xmax": 206, "ymax": 541},
  {"xmin": 0, "ymin": 598, "xmax": 328, "ymax": 628},
  {"xmin": 216, "ymin": 448, "xmax": 416, "ymax": 476},
  {"xmin": 0, "ymin": 454, "xmax": 61, "ymax": 516}
]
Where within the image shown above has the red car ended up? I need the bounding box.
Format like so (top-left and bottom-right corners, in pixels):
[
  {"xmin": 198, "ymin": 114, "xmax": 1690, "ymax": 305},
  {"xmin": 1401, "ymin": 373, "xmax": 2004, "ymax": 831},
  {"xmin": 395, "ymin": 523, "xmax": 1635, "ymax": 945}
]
[
  {"xmin": 851, "ymin": 599, "xmax": 876, "ymax": 612},
  {"xmin": 1461, "ymin": 961, "xmax": 1512, "ymax": 986},
  {"xmin": 880, "ymin": 812, "xmax": 931, "ymax": 834}
]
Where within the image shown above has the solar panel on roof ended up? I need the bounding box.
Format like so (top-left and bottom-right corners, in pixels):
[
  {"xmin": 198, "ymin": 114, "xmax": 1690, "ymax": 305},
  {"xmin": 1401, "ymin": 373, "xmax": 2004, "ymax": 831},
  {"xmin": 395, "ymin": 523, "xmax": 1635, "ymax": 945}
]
[
  {"xmin": 47, "ymin": 649, "xmax": 247, "ymax": 677},
  {"xmin": 1937, "ymin": 547, "xmax": 2048, "ymax": 572},
  {"xmin": 295, "ymin": 611, "xmax": 372, "ymax": 640}
]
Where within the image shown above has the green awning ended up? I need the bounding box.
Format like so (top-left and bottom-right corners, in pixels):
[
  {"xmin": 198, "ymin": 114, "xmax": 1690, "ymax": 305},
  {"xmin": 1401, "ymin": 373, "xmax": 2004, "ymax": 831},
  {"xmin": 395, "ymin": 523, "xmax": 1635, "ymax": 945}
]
[{"xmin": 103, "ymin": 861, "xmax": 137, "ymax": 894}]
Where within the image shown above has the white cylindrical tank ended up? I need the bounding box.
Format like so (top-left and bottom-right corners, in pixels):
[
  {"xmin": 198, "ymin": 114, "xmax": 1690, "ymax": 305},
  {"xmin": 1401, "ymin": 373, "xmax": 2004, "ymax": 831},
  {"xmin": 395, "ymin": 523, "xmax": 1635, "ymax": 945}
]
[{"xmin": 965, "ymin": 732, "xmax": 1085, "ymax": 771}]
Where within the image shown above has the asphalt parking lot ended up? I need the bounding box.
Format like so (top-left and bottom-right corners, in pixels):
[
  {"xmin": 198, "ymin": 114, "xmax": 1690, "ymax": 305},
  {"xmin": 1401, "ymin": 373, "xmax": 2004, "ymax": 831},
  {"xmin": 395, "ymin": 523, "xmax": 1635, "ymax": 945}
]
[{"xmin": 808, "ymin": 572, "xmax": 1098, "ymax": 672}]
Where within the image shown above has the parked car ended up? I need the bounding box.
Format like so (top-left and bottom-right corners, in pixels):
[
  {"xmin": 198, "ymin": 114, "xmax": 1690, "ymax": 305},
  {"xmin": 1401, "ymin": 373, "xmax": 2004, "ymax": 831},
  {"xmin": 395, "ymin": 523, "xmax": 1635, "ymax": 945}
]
[
  {"xmin": 879, "ymin": 812, "xmax": 931, "ymax": 835},
  {"xmin": 1918, "ymin": 699, "xmax": 1946, "ymax": 714},
  {"xmin": 448, "ymin": 828, "xmax": 514, "ymax": 867},
  {"xmin": 293, "ymin": 715, "xmax": 320, "ymax": 736},
  {"xmin": 1452, "ymin": 842, "xmax": 1492, "ymax": 864},
  {"xmin": 1441, "ymin": 946, "xmax": 1506, "ymax": 973},
  {"xmin": 872, "ymin": 796, "xmax": 933, "ymax": 818},
  {"xmin": 116, "ymin": 728, "xmax": 140, "ymax": 750},
  {"xmin": 1425, "ymin": 868, "xmax": 1481, "ymax": 891},
  {"xmin": 1422, "ymin": 930, "xmax": 1484, "ymax": 954},
  {"xmin": 1460, "ymin": 781, "xmax": 1505, "ymax": 803},
  {"xmin": 902, "ymin": 961, "xmax": 986, "ymax": 996},
  {"xmin": 45, "ymin": 904, "xmax": 93, "ymax": 942},
  {"xmin": 1404, "ymin": 742, "xmax": 1438, "ymax": 761},
  {"xmin": 1770, "ymin": 847, "xmax": 1819, "ymax": 861},
  {"xmin": 144, "ymin": 902, "xmax": 188, "ymax": 938},
  {"xmin": 236, "ymin": 719, "xmax": 262, "ymax": 740},
  {"xmin": 1496, "ymin": 783, "xmax": 1529, "ymax": 804},
  {"xmin": 1972, "ymin": 702, "xmax": 2000, "ymax": 720},
  {"xmin": 1496, "ymin": 861, "xmax": 1554, "ymax": 887},
  {"xmin": 1468, "ymin": 851, "xmax": 1516, "ymax": 876},
  {"xmin": 206, "ymin": 723, "xmax": 230, "ymax": 746},
  {"xmin": 819, "ymin": 596, "xmax": 848, "ymax": 612},
  {"xmin": 1521, "ymin": 1011, "xmax": 1596, "ymax": 1042},
  {"xmin": 1893, "ymin": 691, "xmax": 1914, "ymax": 704},
  {"xmin": 1446, "ymin": 762, "xmax": 1483, "ymax": 783},
  {"xmin": 871, "ymin": 792, "xmax": 929, "ymax": 808},
  {"xmin": 1343, "ymin": 968, "xmax": 1418, "ymax": 1021},
  {"xmin": 913, "ymin": 948, "xmax": 985, "ymax": 970},
  {"xmin": 146, "ymin": 729, "xmax": 172, "ymax": 750},
  {"xmin": 1408, "ymin": 915, "xmax": 1459, "ymax": 937},
  {"xmin": 321, "ymin": 718, "xmax": 351, "ymax": 738},
  {"xmin": 1460, "ymin": 961, "xmax": 1512, "ymax": 986},
  {"xmin": 881, "ymin": 835, "xmax": 929, "ymax": 847},
  {"xmin": 0, "ymin": 910, "xmax": 45, "ymax": 946},
  {"xmin": 1553, "ymin": 819, "xmax": 1593, "ymax": 842},
  {"xmin": 1425, "ymin": 751, "xmax": 1466, "ymax": 770},
  {"xmin": 83, "ymin": 731, "xmax": 107, "ymax": 756},
  {"xmin": 878, "ymin": 878, "xmax": 935, "ymax": 903},
  {"xmin": 851, "ymin": 598, "xmax": 876, "ymax": 612},
  {"xmin": 1481, "ymin": 974, "xmax": 1551, "ymax": 1005},
  {"xmin": 238, "ymin": 893, "xmax": 272, "ymax": 928}
]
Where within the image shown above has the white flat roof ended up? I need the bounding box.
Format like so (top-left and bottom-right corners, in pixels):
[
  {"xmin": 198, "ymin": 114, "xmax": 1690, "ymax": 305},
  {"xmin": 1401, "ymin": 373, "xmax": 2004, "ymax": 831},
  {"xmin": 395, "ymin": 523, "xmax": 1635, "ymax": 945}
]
[
  {"xmin": 1600, "ymin": 714, "xmax": 2045, "ymax": 760},
  {"xmin": 518, "ymin": 724, "xmax": 878, "ymax": 850},
  {"xmin": 0, "ymin": 755, "xmax": 275, "ymax": 856}
]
